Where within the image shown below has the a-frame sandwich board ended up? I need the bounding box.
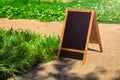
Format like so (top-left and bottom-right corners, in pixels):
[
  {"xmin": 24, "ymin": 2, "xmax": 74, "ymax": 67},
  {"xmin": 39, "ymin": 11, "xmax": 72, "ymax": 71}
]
[{"xmin": 56, "ymin": 9, "xmax": 103, "ymax": 65}]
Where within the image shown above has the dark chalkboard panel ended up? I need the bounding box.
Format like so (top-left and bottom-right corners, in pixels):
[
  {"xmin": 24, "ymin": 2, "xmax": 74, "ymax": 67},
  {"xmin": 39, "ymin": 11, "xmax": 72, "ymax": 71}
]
[
  {"xmin": 57, "ymin": 9, "xmax": 103, "ymax": 65},
  {"xmin": 62, "ymin": 11, "xmax": 91, "ymax": 50}
]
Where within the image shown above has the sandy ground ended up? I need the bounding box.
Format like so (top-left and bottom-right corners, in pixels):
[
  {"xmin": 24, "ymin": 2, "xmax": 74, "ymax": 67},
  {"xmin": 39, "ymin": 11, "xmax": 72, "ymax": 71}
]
[{"xmin": 0, "ymin": 18, "xmax": 120, "ymax": 80}]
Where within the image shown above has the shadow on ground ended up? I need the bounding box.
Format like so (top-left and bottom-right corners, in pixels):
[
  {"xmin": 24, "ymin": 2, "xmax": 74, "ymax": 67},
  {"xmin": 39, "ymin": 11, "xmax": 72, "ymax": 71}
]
[
  {"xmin": 14, "ymin": 58, "xmax": 120, "ymax": 80},
  {"xmin": 49, "ymin": 59, "xmax": 99, "ymax": 80},
  {"xmin": 20, "ymin": 59, "xmax": 101, "ymax": 80},
  {"xmin": 13, "ymin": 50, "xmax": 120, "ymax": 80},
  {"xmin": 112, "ymin": 70, "xmax": 120, "ymax": 80}
]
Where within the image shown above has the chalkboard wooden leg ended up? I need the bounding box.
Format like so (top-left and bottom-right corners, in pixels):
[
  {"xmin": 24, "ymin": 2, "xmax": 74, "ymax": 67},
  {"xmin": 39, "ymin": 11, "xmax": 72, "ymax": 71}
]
[
  {"xmin": 99, "ymin": 43, "xmax": 103, "ymax": 52},
  {"xmin": 56, "ymin": 50, "xmax": 61, "ymax": 61},
  {"xmin": 82, "ymin": 52, "xmax": 87, "ymax": 65}
]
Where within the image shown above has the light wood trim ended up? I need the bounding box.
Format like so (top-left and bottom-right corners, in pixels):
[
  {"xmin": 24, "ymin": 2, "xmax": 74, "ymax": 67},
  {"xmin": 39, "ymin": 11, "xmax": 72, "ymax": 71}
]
[
  {"xmin": 61, "ymin": 48, "xmax": 85, "ymax": 53},
  {"xmin": 82, "ymin": 10, "xmax": 94, "ymax": 65},
  {"xmin": 67, "ymin": 8, "xmax": 94, "ymax": 13},
  {"xmin": 82, "ymin": 51, "xmax": 87, "ymax": 65},
  {"xmin": 84, "ymin": 10, "xmax": 94, "ymax": 52},
  {"xmin": 56, "ymin": 9, "xmax": 69, "ymax": 61},
  {"xmin": 94, "ymin": 11, "xmax": 103, "ymax": 52}
]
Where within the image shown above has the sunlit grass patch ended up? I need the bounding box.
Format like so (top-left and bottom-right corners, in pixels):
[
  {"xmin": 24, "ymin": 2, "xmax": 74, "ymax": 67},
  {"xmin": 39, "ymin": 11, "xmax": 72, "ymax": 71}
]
[{"xmin": 0, "ymin": 0, "xmax": 119, "ymax": 23}]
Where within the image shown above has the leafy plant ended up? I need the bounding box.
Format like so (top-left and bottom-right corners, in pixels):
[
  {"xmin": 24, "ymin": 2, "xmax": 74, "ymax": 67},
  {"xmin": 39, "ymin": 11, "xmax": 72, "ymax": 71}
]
[
  {"xmin": 0, "ymin": 28, "xmax": 60, "ymax": 80},
  {"xmin": 0, "ymin": 0, "xmax": 120, "ymax": 23}
]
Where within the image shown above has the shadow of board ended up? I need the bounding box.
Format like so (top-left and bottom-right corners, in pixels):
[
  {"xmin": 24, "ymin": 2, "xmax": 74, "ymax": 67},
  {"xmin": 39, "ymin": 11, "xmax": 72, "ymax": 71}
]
[
  {"xmin": 60, "ymin": 48, "xmax": 100, "ymax": 61},
  {"xmin": 88, "ymin": 48, "xmax": 101, "ymax": 52},
  {"xmin": 60, "ymin": 50, "xmax": 83, "ymax": 60}
]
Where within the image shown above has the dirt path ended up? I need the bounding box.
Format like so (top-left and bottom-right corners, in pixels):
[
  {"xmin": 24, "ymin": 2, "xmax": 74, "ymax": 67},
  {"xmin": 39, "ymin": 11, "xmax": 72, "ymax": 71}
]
[
  {"xmin": 0, "ymin": 18, "xmax": 63, "ymax": 36},
  {"xmin": 0, "ymin": 18, "xmax": 120, "ymax": 80}
]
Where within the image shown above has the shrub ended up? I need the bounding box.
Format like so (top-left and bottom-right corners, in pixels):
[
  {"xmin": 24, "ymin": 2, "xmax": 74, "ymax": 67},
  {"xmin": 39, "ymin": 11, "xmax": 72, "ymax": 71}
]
[{"xmin": 0, "ymin": 28, "xmax": 60, "ymax": 80}]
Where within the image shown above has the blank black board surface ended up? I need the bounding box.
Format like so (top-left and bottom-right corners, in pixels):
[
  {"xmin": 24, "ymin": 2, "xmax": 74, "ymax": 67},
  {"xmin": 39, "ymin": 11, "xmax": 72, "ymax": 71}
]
[{"xmin": 62, "ymin": 11, "xmax": 91, "ymax": 50}]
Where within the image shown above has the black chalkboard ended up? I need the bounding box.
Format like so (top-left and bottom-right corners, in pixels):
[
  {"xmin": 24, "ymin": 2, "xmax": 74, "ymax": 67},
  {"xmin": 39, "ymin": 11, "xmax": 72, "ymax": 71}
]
[{"xmin": 62, "ymin": 11, "xmax": 91, "ymax": 50}]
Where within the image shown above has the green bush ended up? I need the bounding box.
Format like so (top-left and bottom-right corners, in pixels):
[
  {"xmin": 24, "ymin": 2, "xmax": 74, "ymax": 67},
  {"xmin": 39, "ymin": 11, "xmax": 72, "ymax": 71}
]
[
  {"xmin": 0, "ymin": 28, "xmax": 60, "ymax": 80},
  {"xmin": 0, "ymin": 0, "xmax": 120, "ymax": 23}
]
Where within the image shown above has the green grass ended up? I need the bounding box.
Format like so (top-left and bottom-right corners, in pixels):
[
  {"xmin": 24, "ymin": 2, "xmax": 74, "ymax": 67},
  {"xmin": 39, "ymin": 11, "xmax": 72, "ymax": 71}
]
[
  {"xmin": 0, "ymin": 28, "xmax": 60, "ymax": 80},
  {"xmin": 0, "ymin": 0, "xmax": 120, "ymax": 23}
]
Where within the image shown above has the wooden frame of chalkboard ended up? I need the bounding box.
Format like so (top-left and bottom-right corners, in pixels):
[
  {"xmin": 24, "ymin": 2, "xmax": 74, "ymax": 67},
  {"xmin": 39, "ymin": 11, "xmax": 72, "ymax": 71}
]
[{"xmin": 57, "ymin": 9, "xmax": 103, "ymax": 65}]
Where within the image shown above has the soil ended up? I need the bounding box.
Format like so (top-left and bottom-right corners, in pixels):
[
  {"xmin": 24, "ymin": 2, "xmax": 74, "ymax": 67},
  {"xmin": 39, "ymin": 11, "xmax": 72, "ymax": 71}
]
[{"xmin": 0, "ymin": 18, "xmax": 120, "ymax": 80}]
